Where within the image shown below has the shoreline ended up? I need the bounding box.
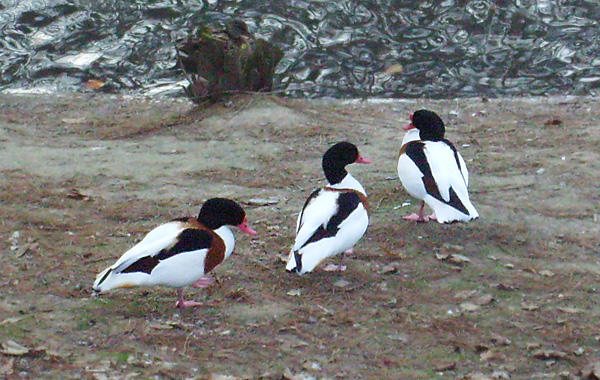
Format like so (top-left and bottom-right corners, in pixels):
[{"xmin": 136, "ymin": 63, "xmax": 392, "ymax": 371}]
[{"xmin": 1, "ymin": 91, "xmax": 599, "ymax": 379}]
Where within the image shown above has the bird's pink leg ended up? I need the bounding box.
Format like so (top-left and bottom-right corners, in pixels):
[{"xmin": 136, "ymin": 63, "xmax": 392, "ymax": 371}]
[
  {"xmin": 175, "ymin": 289, "xmax": 203, "ymax": 308},
  {"xmin": 403, "ymin": 201, "xmax": 429, "ymax": 222},
  {"xmin": 192, "ymin": 276, "xmax": 214, "ymax": 288}
]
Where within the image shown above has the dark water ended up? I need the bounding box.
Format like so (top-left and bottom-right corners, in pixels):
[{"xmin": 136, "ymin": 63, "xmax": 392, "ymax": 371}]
[{"xmin": 1, "ymin": 0, "xmax": 599, "ymax": 98}]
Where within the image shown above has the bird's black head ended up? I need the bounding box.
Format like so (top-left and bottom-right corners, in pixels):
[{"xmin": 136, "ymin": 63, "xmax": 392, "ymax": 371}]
[
  {"xmin": 226, "ymin": 19, "xmax": 251, "ymax": 39},
  {"xmin": 322, "ymin": 142, "xmax": 370, "ymax": 185},
  {"xmin": 198, "ymin": 198, "xmax": 246, "ymax": 230},
  {"xmin": 323, "ymin": 141, "xmax": 360, "ymax": 168},
  {"xmin": 412, "ymin": 109, "xmax": 445, "ymax": 141}
]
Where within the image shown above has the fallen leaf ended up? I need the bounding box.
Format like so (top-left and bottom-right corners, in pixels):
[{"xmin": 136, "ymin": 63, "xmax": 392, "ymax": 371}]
[
  {"xmin": 387, "ymin": 334, "xmax": 409, "ymax": 343},
  {"xmin": 454, "ymin": 290, "xmax": 478, "ymax": 300},
  {"xmin": 558, "ymin": 307, "xmax": 580, "ymax": 314},
  {"xmin": 495, "ymin": 283, "xmax": 518, "ymax": 291},
  {"xmin": 557, "ymin": 371, "xmax": 572, "ymax": 380},
  {"xmin": 34, "ymin": 345, "xmax": 66, "ymax": 358},
  {"xmin": 62, "ymin": 117, "xmax": 86, "ymax": 124},
  {"xmin": 436, "ymin": 252, "xmax": 471, "ymax": 265},
  {"xmin": 539, "ymin": 270, "xmax": 555, "ymax": 277},
  {"xmin": 384, "ymin": 298, "xmax": 398, "ymax": 307},
  {"xmin": 210, "ymin": 375, "xmax": 241, "ymax": 380},
  {"xmin": 460, "ymin": 302, "xmax": 480, "ymax": 312},
  {"xmin": 532, "ymin": 349, "xmax": 568, "ymax": 360},
  {"xmin": 468, "ymin": 373, "xmax": 493, "ymax": 380},
  {"xmin": 449, "ymin": 253, "xmax": 471, "ymax": 264},
  {"xmin": 86, "ymin": 79, "xmax": 106, "ymax": 90},
  {"xmin": 0, "ymin": 358, "xmax": 14, "ymax": 376},
  {"xmin": 382, "ymin": 248, "xmax": 406, "ymax": 258},
  {"xmin": 9, "ymin": 230, "xmax": 20, "ymax": 245},
  {"xmin": 434, "ymin": 361, "xmax": 456, "ymax": 371},
  {"xmin": 1, "ymin": 340, "xmax": 29, "ymax": 356},
  {"xmin": 66, "ymin": 188, "xmax": 92, "ymax": 201},
  {"xmin": 435, "ymin": 252, "xmax": 450, "ymax": 260},
  {"xmin": 475, "ymin": 343, "xmax": 490, "ymax": 352},
  {"xmin": 287, "ymin": 289, "xmax": 302, "ymax": 296},
  {"xmin": 380, "ymin": 264, "xmax": 398, "ymax": 274},
  {"xmin": 333, "ymin": 279, "xmax": 351, "ymax": 288},
  {"xmin": 475, "ymin": 294, "xmax": 494, "ymax": 306},
  {"xmin": 544, "ymin": 118, "xmax": 563, "ymax": 126},
  {"xmin": 246, "ymin": 197, "xmax": 279, "ymax": 206},
  {"xmin": 581, "ymin": 361, "xmax": 600, "ymax": 379},
  {"xmin": 147, "ymin": 321, "xmax": 175, "ymax": 330},
  {"xmin": 491, "ymin": 370, "xmax": 511, "ymax": 379},
  {"xmin": 490, "ymin": 333, "xmax": 511, "ymax": 346},
  {"xmin": 225, "ymin": 288, "xmax": 249, "ymax": 301},
  {"xmin": 480, "ymin": 350, "xmax": 503, "ymax": 362},
  {"xmin": 315, "ymin": 304, "xmax": 333, "ymax": 315},
  {"xmin": 14, "ymin": 244, "xmax": 31, "ymax": 257},
  {"xmin": 282, "ymin": 367, "xmax": 316, "ymax": 380},
  {"xmin": 0, "ymin": 317, "xmax": 25, "ymax": 325},
  {"xmin": 521, "ymin": 302, "xmax": 539, "ymax": 311},
  {"xmin": 442, "ymin": 243, "xmax": 465, "ymax": 251},
  {"xmin": 302, "ymin": 361, "xmax": 321, "ymax": 371}
]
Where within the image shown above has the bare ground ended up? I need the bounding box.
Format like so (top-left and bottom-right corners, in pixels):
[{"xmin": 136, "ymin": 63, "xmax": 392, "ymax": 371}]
[{"xmin": 0, "ymin": 93, "xmax": 599, "ymax": 380}]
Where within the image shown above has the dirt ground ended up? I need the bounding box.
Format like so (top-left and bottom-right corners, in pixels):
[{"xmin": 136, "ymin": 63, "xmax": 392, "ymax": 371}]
[{"xmin": 0, "ymin": 93, "xmax": 599, "ymax": 380}]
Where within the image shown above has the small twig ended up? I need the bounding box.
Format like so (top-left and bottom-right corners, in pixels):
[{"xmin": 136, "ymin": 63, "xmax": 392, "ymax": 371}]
[
  {"xmin": 226, "ymin": 96, "xmax": 259, "ymax": 121},
  {"xmin": 182, "ymin": 331, "xmax": 195, "ymax": 356},
  {"xmin": 375, "ymin": 196, "xmax": 387, "ymax": 210}
]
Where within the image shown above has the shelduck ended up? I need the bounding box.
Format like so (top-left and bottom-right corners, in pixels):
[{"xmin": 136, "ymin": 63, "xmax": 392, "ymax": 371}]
[
  {"xmin": 286, "ymin": 142, "xmax": 371, "ymax": 274},
  {"xmin": 397, "ymin": 109, "xmax": 479, "ymax": 223},
  {"xmin": 93, "ymin": 198, "xmax": 257, "ymax": 308}
]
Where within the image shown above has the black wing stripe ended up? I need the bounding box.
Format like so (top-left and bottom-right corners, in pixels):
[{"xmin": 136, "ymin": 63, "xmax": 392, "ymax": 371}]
[
  {"xmin": 443, "ymin": 139, "xmax": 467, "ymax": 185},
  {"xmin": 156, "ymin": 229, "xmax": 213, "ymax": 260},
  {"xmin": 121, "ymin": 256, "xmax": 158, "ymax": 275},
  {"xmin": 297, "ymin": 188, "xmax": 322, "ymax": 233},
  {"xmin": 293, "ymin": 250, "xmax": 303, "ymax": 273},
  {"xmin": 300, "ymin": 191, "xmax": 361, "ymax": 249},
  {"xmin": 448, "ymin": 187, "xmax": 469, "ymax": 215},
  {"xmin": 121, "ymin": 229, "xmax": 213, "ymax": 275},
  {"xmin": 405, "ymin": 141, "xmax": 469, "ymax": 215}
]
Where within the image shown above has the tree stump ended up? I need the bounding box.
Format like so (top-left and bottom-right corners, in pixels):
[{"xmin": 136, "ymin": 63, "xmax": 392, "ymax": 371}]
[{"xmin": 176, "ymin": 20, "xmax": 284, "ymax": 103}]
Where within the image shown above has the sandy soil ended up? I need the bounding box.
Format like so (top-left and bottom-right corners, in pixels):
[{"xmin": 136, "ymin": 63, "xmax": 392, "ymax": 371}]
[{"xmin": 0, "ymin": 93, "xmax": 599, "ymax": 380}]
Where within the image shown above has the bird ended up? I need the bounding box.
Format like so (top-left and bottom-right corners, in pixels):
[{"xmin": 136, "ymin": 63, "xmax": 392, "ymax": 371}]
[
  {"xmin": 286, "ymin": 142, "xmax": 371, "ymax": 274},
  {"xmin": 92, "ymin": 198, "xmax": 257, "ymax": 308},
  {"xmin": 223, "ymin": 19, "xmax": 253, "ymax": 44},
  {"xmin": 397, "ymin": 109, "xmax": 479, "ymax": 223}
]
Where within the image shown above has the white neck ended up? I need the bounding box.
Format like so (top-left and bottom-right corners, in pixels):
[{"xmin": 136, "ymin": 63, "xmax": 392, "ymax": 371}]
[
  {"xmin": 214, "ymin": 226, "xmax": 235, "ymax": 258},
  {"xmin": 401, "ymin": 128, "xmax": 420, "ymax": 146},
  {"xmin": 329, "ymin": 173, "xmax": 367, "ymax": 195}
]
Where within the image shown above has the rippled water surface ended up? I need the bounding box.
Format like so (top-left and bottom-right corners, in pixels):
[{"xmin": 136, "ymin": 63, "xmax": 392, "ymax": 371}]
[{"xmin": 1, "ymin": 0, "xmax": 599, "ymax": 98}]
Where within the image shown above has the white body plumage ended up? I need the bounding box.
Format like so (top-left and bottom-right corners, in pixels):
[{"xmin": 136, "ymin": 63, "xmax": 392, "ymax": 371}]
[
  {"xmin": 286, "ymin": 178, "xmax": 369, "ymax": 274},
  {"xmin": 398, "ymin": 139, "xmax": 478, "ymax": 223},
  {"xmin": 93, "ymin": 222, "xmax": 234, "ymax": 292}
]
